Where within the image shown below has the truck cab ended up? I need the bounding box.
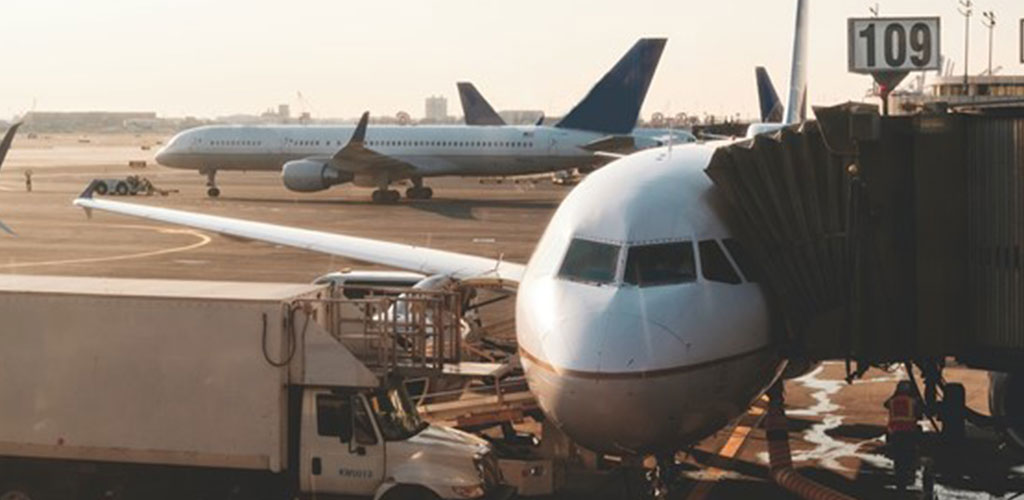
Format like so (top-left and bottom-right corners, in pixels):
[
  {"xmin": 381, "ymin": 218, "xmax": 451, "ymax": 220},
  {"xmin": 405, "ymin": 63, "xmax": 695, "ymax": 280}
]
[{"xmin": 300, "ymin": 383, "xmax": 504, "ymax": 500}]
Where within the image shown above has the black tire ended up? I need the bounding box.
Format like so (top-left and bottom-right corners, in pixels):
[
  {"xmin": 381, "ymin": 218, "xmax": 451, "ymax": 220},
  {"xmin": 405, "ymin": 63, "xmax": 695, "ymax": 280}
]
[
  {"xmin": 207, "ymin": 187, "xmax": 221, "ymax": 197},
  {"xmin": 0, "ymin": 483, "xmax": 48, "ymax": 500},
  {"xmin": 387, "ymin": 190, "xmax": 400, "ymax": 203},
  {"xmin": 405, "ymin": 187, "xmax": 420, "ymax": 199},
  {"xmin": 115, "ymin": 182, "xmax": 129, "ymax": 195},
  {"xmin": 94, "ymin": 183, "xmax": 108, "ymax": 195},
  {"xmin": 421, "ymin": 187, "xmax": 433, "ymax": 199},
  {"xmin": 942, "ymin": 382, "xmax": 967, "ymax": 441},
  {"xmin": 372, "ymin": 190, "xmax": 384, "ymax": 203},
  {"xmin": 380, "ymin": 485, "xmax": 442, "ymax": 500}
]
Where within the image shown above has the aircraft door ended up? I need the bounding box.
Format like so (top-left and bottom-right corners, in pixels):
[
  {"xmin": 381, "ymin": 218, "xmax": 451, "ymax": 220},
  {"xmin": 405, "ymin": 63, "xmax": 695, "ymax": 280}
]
[{"xmin": 300, "ymin": 391, "xmax": 385, "ymax": 496}]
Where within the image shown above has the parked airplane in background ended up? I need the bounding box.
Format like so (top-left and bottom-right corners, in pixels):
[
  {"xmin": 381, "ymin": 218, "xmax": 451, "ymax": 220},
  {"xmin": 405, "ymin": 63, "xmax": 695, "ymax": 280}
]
[
  {"xmin": 0, "ymin": 122, "xmax": 22, "ymax": 235},
  {"xmin": 155, "ymin": 38, "xmax": 666, "ymax": 202},
  {"xmin": 457, "ymin": 81, "xmax": 696, "ymax": 147}
]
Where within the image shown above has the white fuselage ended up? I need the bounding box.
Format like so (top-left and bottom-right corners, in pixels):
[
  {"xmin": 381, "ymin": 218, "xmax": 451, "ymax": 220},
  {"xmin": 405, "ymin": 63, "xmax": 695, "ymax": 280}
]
[
  {"xmin": 515, "ymin": 143, "xmax": 784, "ymax": 455},
  {"xmin": 156, "ymin": 124, "xmax": 612, "ymax": 180}
]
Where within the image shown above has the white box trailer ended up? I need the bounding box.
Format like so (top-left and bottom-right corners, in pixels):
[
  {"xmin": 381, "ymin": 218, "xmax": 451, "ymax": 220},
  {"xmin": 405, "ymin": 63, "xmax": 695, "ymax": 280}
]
[{"xmin": 0, "ymin": 275, "xmax": 508, "ymax": 500}]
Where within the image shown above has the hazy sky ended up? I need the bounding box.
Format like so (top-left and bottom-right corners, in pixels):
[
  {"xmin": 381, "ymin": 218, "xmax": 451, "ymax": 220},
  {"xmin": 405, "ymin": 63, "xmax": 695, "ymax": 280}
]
[{"xmin": 1, "ymin": 0, "xmax": 1022, "ymax": 121}]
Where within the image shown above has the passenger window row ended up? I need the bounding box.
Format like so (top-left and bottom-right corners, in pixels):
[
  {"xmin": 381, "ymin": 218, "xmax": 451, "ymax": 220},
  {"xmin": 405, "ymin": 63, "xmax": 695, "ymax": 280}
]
[
  {"xmin": 365, "ymin": 140, "xmax": 533, "ymax": 148},
  {"xmin": 557, "ymin": 237, "xmax": 760, "ymax": 287},
  {"xmin": 211, "ymin": 140, "xmax": 261, "ymax": 146}
]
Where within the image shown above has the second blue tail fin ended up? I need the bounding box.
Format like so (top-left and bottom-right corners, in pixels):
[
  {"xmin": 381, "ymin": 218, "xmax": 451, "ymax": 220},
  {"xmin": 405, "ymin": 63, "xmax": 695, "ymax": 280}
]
[
  {"xmin": 555, "ymin": 38, "xmax": 667, "ymax": 135},
  {"xmin": 458, "ymin": 82, "xmax": 506, "ymax": 126},
  {"xmin": 755, "ymin": 67, "xmax": 783, "ymax": 123}
]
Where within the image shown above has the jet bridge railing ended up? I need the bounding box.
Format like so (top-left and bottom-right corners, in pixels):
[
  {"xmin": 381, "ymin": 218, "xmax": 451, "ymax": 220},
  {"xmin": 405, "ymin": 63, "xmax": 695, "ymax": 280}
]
[{"xmin": 296, "ymin": 286, "xmax": 464, "ymax": 376}]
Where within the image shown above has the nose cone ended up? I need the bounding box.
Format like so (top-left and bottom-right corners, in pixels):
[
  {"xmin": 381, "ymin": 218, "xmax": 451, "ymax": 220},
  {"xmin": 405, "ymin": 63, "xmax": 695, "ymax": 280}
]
[
  {"xmin": 515, "ymin": 276, "xmax": 781, "ymax": 454},
  {"xmin": 154, "ymin": 145, "xmax": 171, "ymax": 166},
  {"xmin": 155, "ymin": 131, "xmax": 189, "ymax": 168}
]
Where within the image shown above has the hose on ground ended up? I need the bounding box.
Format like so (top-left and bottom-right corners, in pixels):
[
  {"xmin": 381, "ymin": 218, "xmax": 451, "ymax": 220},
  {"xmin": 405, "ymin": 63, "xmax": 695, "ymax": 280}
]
[{"xmin": 765, "ymin": 382, "xmax": 858, "ymax": 500}]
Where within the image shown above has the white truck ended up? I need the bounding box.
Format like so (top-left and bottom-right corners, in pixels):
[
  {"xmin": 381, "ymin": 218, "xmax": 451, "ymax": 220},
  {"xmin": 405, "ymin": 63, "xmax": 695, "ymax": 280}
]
[{"xmin": 0, "ymin": 275, "xmax": 509, "ymax": 500}]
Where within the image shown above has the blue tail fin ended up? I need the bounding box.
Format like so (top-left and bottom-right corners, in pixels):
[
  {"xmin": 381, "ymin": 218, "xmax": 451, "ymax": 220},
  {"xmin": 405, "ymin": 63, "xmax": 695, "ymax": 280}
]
[
  {"xmin": 458, "ymin": 82, "xmax": 506, "ymax": 126},
  {"xmin": 555, "ymin": 38, "xmax": 667, "ymax": 135},
  {"xmin": 755, "ymin": 67, "xmax": 783, "ymax": 123}
]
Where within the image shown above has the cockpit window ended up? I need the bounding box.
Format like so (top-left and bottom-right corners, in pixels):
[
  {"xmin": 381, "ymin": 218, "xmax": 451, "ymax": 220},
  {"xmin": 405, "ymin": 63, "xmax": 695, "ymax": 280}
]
[
  {"xmin": 699, "ymin": 240, "xmax": 742, "ymax": 284},
  {"xmin": 721, "ymin": 238, "xmax": 760, "ymax": 282},
  {"xmin": 624, "ymin": 242, "xmax": 696, "ymax": 287},
  {"xmin": 558, "ymin": 238, "xmax": 620, "ymax": 285}
]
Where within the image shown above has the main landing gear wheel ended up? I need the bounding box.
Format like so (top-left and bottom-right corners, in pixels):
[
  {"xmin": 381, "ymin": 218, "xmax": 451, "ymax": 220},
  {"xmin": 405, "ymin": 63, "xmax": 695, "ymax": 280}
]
[
  {"xmin": 371, "ymin": 189, "xmax": 400, "ymax": 203},
  {"xmin": 207, "ymin": 187, "xmax": 221, "ymax": 197},
  {"xmin": 405, "ymin": 186, "xmax": 433, "ymax": 200}
]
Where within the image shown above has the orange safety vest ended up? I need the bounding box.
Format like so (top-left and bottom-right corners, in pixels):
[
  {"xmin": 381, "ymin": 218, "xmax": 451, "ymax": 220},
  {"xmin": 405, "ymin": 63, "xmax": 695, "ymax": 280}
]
[{"xmin": 887, "ymin": 394, "xmax": 918, "ymax": 432}]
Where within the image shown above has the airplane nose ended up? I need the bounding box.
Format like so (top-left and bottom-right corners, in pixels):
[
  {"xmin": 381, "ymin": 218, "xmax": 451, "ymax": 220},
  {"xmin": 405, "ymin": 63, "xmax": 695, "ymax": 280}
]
[
  {"xmin": 154, "ymin": 145, "xmax": 175, "ymax": 167},
  {"xmin": 524, "ymin": 308, "xmax": 688, "ymax": 377},
  {"xmin": 154, "ymin": 146, "xmax": 168, "ymax": 165}
]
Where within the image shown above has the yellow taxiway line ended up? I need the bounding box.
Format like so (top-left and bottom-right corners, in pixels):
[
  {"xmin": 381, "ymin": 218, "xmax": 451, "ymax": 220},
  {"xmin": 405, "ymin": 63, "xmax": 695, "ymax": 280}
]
[{"xmin": 0, "ymin": 224, "xmax": 211, "ymax": 269}]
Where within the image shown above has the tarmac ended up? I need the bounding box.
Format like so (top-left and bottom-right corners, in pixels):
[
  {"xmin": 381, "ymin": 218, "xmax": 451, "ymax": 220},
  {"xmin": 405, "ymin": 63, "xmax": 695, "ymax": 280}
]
[{"xmin": 1, "ymin": 135, "xmax": 1021, "ymax": 499}]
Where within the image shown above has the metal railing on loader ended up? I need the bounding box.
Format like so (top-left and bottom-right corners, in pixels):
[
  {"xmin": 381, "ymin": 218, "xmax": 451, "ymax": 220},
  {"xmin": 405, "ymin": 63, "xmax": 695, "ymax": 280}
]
[{"xmin": 301, "ymin": 285, "xmax": 464, "ymax": 377}]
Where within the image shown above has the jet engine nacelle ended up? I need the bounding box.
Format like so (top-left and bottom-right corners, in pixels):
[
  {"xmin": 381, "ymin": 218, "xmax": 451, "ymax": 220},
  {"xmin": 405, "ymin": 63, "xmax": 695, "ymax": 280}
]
[
  {"xmin": 989, "ymin": 371, "xmax": 1024, "ymax": 448},
  {"xmin": 281, "ymin": 160, "xmax": 353, "ymax": 192}
]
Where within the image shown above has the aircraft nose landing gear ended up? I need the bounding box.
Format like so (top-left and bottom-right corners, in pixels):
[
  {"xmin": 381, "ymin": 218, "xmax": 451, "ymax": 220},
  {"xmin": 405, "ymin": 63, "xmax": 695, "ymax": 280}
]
[{"xmin": 202, "ymin": 168, "xmax": 220, "ymax": 197}]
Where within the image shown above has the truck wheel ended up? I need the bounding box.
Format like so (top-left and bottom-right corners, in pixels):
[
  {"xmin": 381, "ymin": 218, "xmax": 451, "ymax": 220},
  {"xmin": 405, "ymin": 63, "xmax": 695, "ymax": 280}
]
[
  {"xmin": 115, "ymin": 182, "xmax": 129, "ymax": 195},
  {"xmin": 380, "ymin": 485, "xmax": 441, "ymax": 500},
  {"xmin": 95, "ymin": 183, "xmax": 108, "ymax": 195},
  {"xmin": 0, "ymin": 484, "xmax": 47, "ymax": 500}
]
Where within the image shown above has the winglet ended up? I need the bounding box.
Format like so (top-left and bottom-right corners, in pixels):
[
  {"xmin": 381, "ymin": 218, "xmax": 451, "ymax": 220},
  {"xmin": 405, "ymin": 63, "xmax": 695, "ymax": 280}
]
[
  {"xmin": 0, "ymin": 122, "xmax": 23, "ymax": 172},
  {"xmin": 351, "ymin": 112, "xmax": 369, "ymax": 144},
  {"xmin": 555, "ymin": 38, "xmax": 667, "ymax": 135},
  {"xmin": 74, "ymin": 180, "xmax": 104, "ymax": 218},
  {"xmin": 457, "ymin": 82, "xmax": 506, "ymax": 126},
  {"xmin": 755, "ymin": 67, "xmax": 783, "ymax": 123},
  {"xmin": 77, "ymin": 179, "xmax": 102, "ymax": 200},
  {"xmin": 334, "ymin": 112, "xmax": 370, "ymax": 160}
]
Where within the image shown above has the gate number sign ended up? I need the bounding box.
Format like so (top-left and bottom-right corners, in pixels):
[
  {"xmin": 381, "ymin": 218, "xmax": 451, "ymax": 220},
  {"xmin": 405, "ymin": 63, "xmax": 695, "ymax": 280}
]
[{"xmin": 848, "ymin": 17, "xmax": 941, "ymax": 73}]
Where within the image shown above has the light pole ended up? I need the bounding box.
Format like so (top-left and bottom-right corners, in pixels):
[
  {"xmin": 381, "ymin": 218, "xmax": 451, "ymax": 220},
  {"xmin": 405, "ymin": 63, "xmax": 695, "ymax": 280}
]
[
  {"xmin": 982, "ymin": 11, "xmax": 996, "ymax": 76},
  {"xmin": 959, "ymin": 0, "xmax": 973, "ymax": 94}
]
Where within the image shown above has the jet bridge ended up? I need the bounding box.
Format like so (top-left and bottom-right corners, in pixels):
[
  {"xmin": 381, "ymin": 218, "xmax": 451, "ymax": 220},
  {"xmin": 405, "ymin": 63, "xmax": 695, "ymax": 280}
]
[{"xmin": 706, "ymin": 103, "xmax": 1024, "ymax": 370}]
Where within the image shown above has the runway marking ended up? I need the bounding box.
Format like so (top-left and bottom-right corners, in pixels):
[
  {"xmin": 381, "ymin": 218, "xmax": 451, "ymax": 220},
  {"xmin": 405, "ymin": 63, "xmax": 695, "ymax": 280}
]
[
  {"xmin": 686, "ymin": 398, "xmax": 769, "ymax": 500},
  {"xmin": 0, "ymin": 224, "xmax": 211, "ymax": 269}
]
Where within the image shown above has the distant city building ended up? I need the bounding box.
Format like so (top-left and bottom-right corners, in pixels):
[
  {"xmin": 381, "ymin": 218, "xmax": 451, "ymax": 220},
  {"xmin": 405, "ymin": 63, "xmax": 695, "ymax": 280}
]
[
  {"xmin": 425, "ymin": 96, "xmax": 448, "ymax": 122},
  {"xmin": 259, "ymin": 104, "xmax": 292, "ymax": 123},
  {"xmin": 22, "ymin": 111, "xmax": 158, "ymax": 133},
  {"xmin": 891, "ymin": 75, "xmax": 1024, "ymax": 114}
]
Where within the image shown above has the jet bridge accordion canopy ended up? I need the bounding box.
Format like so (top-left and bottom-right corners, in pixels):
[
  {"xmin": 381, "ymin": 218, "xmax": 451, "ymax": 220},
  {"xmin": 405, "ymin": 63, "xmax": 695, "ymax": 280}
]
[
  {"xmin": 706, "ymin": 105, "xmax": 1024, "ymax": 370},
  {"xmin": 705, "ymin": 120, "xmax": 854, "ymax": 360}
]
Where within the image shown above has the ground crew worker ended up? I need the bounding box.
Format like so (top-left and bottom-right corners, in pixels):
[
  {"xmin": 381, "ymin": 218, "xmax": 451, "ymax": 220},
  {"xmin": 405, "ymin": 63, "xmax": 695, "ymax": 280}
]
[
  {"xmin": 885, "ymin": 380, "xmax": 923, "ymax": 489},
  {"xmin": 23, "ymin": 169, "xmax": 32, "ymax": 192}
]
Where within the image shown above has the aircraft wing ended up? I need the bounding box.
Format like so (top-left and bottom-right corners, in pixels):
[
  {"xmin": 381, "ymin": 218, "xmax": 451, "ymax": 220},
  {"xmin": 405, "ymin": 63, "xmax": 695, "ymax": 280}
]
[
  {"xmin": 328, "ymin": 112, "xmax": 416, "ymax": 176},
  {"xmin": 72, "ymin": 193, "xmax": 525, "ymax": 284}
]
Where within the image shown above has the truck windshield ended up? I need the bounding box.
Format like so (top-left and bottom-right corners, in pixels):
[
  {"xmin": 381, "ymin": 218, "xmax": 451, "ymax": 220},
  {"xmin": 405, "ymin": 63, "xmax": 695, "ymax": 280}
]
[{"xmin": 368, "ymin": 385, "xmax": 427, "ymax": 441}]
